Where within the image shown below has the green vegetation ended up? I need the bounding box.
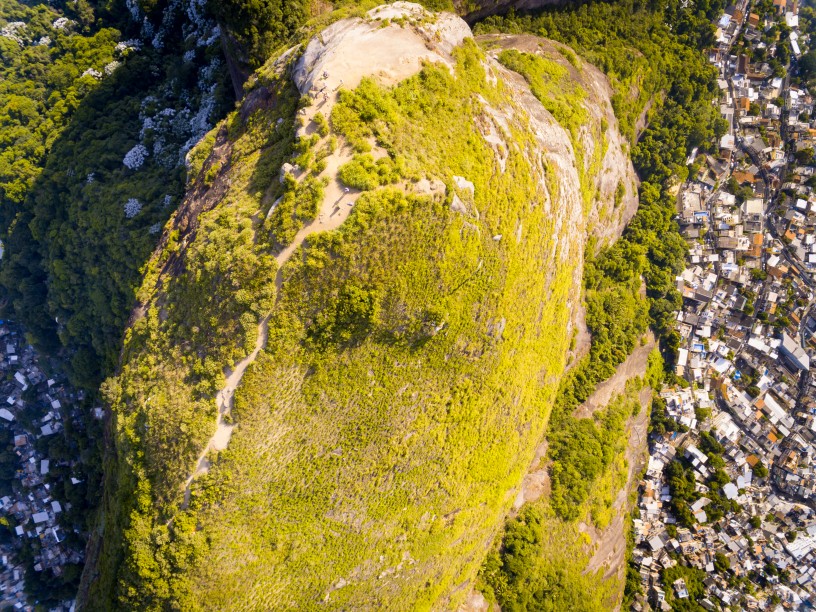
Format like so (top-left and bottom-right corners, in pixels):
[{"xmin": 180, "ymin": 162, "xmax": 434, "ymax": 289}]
[
  {"xmin": 478, "ymin": 503, "xmax": 619, "ymax": 611},
  {"xmin": 475, "ymin": 0, "xmax": 726, "ymax": 146},
  {"xmin": 549, "ymin": 381, "xmax": 639, "ymax": 521},
  {"xmin": 661, "ymin": 564, "xmax": 707, "ymax": 611},
  {"xmin": 623, "ymin": 518, "xmax": 643, "ymax": 607},
  {"xmin": 479, "ymin": 359, "xmax": 652, "ymax": 609},
  {"xmin": 799, "ymin": 49, "xmax": 816, "ymax": 84},
  {"xmin": 87, "ymin": 64, "xmax": 299, "ymax": 609},
  {"xmin": 0, "ymin": 0, "xmax": 121, "ymax": 355},
  {"xmin": 479, "ymin": 0, "xmax": 726, "ymax": 604},
  {"xmin": 714, "ymin": 551, "xmax": 730, "ymax": 574},
  {"xmin": 209, "ymin": 0, "xmax": 311, "ymax": 67},
  {"xmin": 338, "ymin": 153, "xmax": 407, "ymax": 190},
  {"xmin": 91, "ymin": 39, "xmax": 586, "ymax": 608},
  {"xmin": 482, "ymin": 377, "xmax": 650, "ymax": 608},
  {"xmin": 0, "ymin": 1, "xmax": 234, "ymax": 389},
  {"xmin": 185, "ymin": 128, "xmax": 217, "ymax": 182},
  {"xmin": 267, "ymin": 174, "xmax": 326, "ymax": 245},
  {"xmin": 666, "ymin": 447, "xmax": 741, "ymax": 528},
  {"xmin": 0, "ymin": 0, "xmax": 118, "ymax": 208},
  {"xmin": 498, "ymin": 49, "xmax": 587, "ymax": 138},
  {"xmin": 1, "ymin": 0, "xmax": 728, "ymax": 606},
  {"xmin": 477, "ymin": 0, "xmax": 726, "ymax": 412},
  {"xmin": 496, "ymin": 48, "xmax": 604, "ymax": 214}
]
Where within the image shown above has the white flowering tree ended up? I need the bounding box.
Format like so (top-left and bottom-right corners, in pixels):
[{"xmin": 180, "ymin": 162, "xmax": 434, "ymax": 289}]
[
  {"xmin": 123, "ymin": 198, "xmax": 143, "ymax": 219},
  {"xmin": 123, "ymin": 144, "xmax": 149, "ymax": 170},
  {"xmin": 51, "ymin": 17, "xmax": 73, "ymax": 31}
]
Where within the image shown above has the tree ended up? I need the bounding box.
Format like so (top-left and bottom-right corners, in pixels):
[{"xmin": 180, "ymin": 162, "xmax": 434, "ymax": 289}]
[
  {"xmin": 699, "ymin": 430, "xmax": 724, "ymax": 456},
  {"xmin": 695, "ymin": 406, "xmax": 711, "ymax": 421},
  {"xmin": 714, "ymin": 552, "xmax": 730, "ymax": 574},
  {"xmin": 799, "ymin": 50, "xmax": 816, "ymax": 82},
  {"xmin": 795, "ymin": 147, "xmax": 815, "ymax": 165},
  {"xmin": 207, "ymin": 0, "xmax": 310, "ymax": 67},
  {"xmin": 773, "ymin": 315, "xmax": 791, "ymax": 328}
]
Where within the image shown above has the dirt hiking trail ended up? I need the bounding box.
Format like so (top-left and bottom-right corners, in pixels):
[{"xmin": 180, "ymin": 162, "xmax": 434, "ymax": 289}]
[{"xmin": 180, "ymin": 2, "xmax": 470, "ymax": 507}]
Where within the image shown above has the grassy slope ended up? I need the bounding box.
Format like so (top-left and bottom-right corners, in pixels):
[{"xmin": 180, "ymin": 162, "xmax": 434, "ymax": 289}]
[
  {"xmin": 86, "ymin": 64, "xmax": 297, "ymax": 610},
  {"xmin": 474, "ymin": 0, "xmax": 726, "ymax": 606},
  {"xmin": 475, "ymin": 47, "xmax": 651, "ymax": 612},
  {"xmin": 91, "ymin": 38, "xmax": 598, "ymax": 609},
  {"xmin": 183, "ymin": 43, "xmax": 580, "ymax": 608}
]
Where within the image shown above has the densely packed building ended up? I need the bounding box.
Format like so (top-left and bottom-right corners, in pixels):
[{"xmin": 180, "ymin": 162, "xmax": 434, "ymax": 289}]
[
  {"xmin": 0, "ymin": 322, "xmax": 93, "ymax": 611},
  {"xmin": 632, "ymin": 1, "xmax": 816, "ymax": 609}
]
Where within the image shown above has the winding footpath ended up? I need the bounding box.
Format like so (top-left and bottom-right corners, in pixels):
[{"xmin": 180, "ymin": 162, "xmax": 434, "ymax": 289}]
[
  {"xmin": 180, "ymin": 91, "xmax": 358, "ymax": 508},
  {"xmin": 178, "ymin": 1, "xmax": 466, "ymax": 508}
]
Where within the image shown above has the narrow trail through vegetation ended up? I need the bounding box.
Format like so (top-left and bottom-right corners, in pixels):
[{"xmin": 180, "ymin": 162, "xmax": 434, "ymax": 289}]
[
  {"xmin": 178, "ymin": 5, "xmax": 464, "ymax": 510},
  {"xmin": 181, "ymin": 92, "xmax": 358, "ymax": 508}
]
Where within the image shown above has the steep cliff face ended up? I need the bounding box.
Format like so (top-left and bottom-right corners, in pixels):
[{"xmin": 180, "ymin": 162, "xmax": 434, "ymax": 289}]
[
  {"xmin": 82, "ymin": 4, "xmax": 637, "ymax": 609},
  {"xmin": 480, "ymin": 34, "xmax": 639, "ymax": 245}
]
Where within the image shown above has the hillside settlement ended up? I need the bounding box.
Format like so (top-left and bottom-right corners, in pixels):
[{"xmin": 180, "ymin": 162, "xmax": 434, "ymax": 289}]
[
  {"xmin": 0, "ymin": 321, "xmax": 93, "ymax": 611},
  {"xmin": 631, "ymin": 1, "xmax": 816, "ymax": 609}
]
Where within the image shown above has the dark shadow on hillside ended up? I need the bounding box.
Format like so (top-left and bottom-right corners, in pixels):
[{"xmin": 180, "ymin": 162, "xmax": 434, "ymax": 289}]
[
  {"xmin": 0, "ymin": 49, "xmax": 234, "ymax": 391},
  {"xmin": 0, "ymin": 42, "xmax": 236, "ymax": 612}
]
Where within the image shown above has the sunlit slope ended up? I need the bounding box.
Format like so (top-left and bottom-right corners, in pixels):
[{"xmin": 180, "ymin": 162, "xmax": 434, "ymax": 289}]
[{"xmin": 84, "ymin": 5, "xmax": 636, "ymax": 609}]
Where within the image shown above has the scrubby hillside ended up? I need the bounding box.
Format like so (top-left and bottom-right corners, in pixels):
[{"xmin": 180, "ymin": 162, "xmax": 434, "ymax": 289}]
[{"xmin": 81, "ymin": 4, "xmax": 638, "ymax": 608}]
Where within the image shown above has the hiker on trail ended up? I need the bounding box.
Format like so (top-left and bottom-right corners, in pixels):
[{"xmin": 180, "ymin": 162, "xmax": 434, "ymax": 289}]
[
  {"xmin": 323, "ymin": 71, "xmax": 328, "ymax": 79},
  {"xmin": 344, "ymin": 187, "xmax": 350, "ymax": 194}
]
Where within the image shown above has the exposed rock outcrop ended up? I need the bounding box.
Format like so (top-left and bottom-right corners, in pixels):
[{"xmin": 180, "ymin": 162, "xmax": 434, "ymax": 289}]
[
  {"xmin": 481, "ymin": 34, "xmax": 639, "ymax": 246},
  {"xmin": 293, "ymin": 2, "xmax": 471, "ymax": 97}
]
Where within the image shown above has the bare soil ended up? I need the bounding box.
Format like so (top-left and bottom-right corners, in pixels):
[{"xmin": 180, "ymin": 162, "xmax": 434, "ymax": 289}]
[{"xmin": 573, "ymin": 332, "xmax": 655, "ymax": 420}]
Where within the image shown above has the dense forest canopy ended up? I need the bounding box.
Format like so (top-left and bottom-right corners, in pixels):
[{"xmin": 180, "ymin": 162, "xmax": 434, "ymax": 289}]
[
  {"xmin": 0, "ymin": 0, "xmax": 234, "ymax": 387},
  {"xmin": 0, "ymin": 1, "xmax": 116, "ymax": 208},
  {"xmin": 0, "ymin": 0, "xmax": 122, "ymax": 371}
]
